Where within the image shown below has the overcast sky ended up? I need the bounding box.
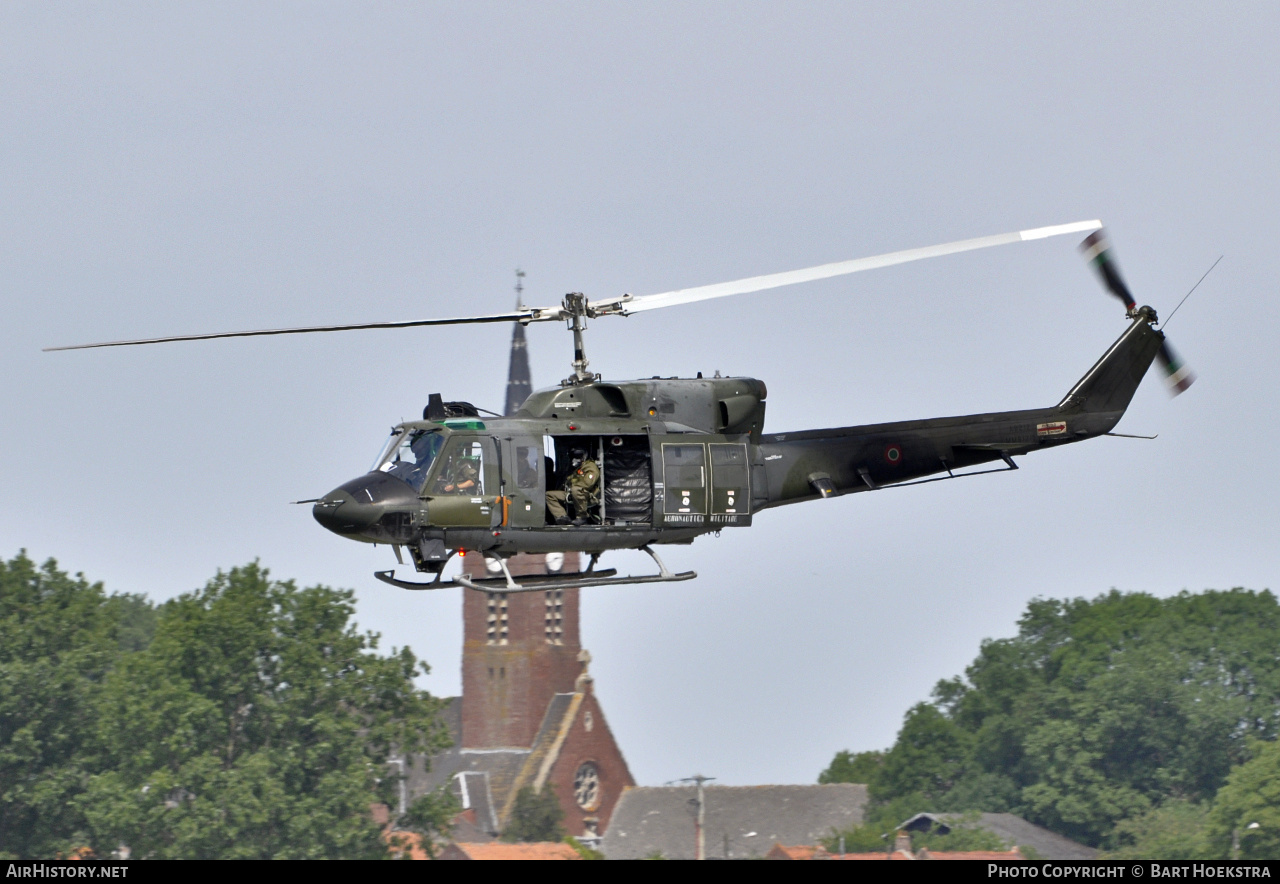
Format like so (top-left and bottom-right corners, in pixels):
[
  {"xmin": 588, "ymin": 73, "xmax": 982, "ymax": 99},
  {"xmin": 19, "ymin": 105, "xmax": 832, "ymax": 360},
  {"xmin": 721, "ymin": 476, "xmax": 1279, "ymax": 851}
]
[{"xmin": 4, "ymin": 2, "xmax": 1278, "ymax": 786}]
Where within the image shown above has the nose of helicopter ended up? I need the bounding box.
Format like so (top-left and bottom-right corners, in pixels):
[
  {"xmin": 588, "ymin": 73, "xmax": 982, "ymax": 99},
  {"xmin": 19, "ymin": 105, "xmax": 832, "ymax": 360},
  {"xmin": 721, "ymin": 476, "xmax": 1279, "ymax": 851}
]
[{"xmin": 312, "ymin": 472, "xmax": 419, "ymax": 536}]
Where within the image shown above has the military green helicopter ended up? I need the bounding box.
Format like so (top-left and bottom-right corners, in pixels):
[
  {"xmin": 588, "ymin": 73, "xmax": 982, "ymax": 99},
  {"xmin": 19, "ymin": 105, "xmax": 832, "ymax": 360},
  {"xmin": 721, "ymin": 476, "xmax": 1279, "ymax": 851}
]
[{"xmin": 47, "ymin": 221, "xmax": 1194, "ymax": 592}]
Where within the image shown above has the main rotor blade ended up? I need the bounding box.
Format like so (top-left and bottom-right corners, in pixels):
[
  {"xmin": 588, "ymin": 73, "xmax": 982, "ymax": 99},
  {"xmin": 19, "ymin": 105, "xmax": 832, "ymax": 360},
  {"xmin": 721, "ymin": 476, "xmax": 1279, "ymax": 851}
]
[
  {"xmin": 593, "ymin": 220, "xmax": 1102, "ymax": 315},
  {"xmin": 44, "ymin": 308, "xmax": 554, "ymax": 351}
]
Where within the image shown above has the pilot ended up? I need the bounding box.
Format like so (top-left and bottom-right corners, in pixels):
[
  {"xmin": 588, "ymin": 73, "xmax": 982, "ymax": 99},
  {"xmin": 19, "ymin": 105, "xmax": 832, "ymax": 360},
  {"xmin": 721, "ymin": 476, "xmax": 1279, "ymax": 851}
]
[
  {"xmin": 438, "ymin": 457, "xmax": 479, "ymax": 494},
  {"xmin": 546, "ymin": 447, "xmax": 600, "ymax": 525}
]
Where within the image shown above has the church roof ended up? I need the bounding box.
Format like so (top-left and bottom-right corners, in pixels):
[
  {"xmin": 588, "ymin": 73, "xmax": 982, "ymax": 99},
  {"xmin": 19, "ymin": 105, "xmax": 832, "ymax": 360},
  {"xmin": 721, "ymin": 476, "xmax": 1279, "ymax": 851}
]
[
  {"xmin": 411, "ymin": 690, "xmax": 606, "ymax": 836},
  {"xmin": 408, "ymin": 698, "xmax": 526, "ymax": 836},
  {"xmin": 500, "ymin": 693, "xmax": 582, "ymax": 807},
  {"xmin": 601, "ymin": 784, "xmax": 869, "ymax": 860}
]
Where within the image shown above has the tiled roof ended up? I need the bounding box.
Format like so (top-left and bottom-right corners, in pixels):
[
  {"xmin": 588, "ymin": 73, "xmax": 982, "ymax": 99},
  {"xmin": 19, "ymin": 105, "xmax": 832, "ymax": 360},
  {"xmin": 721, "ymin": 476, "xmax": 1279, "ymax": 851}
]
[
  {"xmin": 971, "ymin": 813, "xmax": 1095, "ymax": 860},
  {"xmin": 385, "ymin": 830, "xmax": 431, "ymax": 861},
  {"xmin": 439, "ymin": 841, "xmax": 582, "ymax": 861},
  {"xmin": 601, "ymin": 784, "xmax": 869, "ymax": 860},
  {"xmin": 408, "ymin": 697, "xmax": 527, "ymax": 837},
  {"xmin": 767, "ymin": 844, "xmax": 824, "ymax": 860}
]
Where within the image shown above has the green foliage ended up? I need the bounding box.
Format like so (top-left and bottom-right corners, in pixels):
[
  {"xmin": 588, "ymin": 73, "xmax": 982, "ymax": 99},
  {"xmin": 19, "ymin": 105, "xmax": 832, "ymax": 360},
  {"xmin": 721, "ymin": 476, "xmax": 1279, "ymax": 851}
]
[
  {"xmin": 871, "ymin": 704, "xmax": 972, "ymax": 802},
  {"xmin": 565, "ymin": 835, "xmax": 604, "ymax": 859},
  {"xmin": 400, "ymin": 787, "xmax": 461, "ymax": 859},
  {"xmin": 819, "ymin": 750, "xmax": 883, "ymax": 785},
  {"xmin": 0, "ymin": 552, "xmax": 142, "ymax": 858},
  {"xmin": 1102, "ymin": 800, "xmax": 1213, "ymax": 860},
  {"xmin": 108, "ymin": 593, "xmax": 157, "ymax": 653},
  {"xmin": 502, "ymin": 786, "xmax": 565, "ymax": 843},
  {"xmin": 1207, "ymin": 739, "xmax": 1280, "ymax": 860},
  {"xmin": 0, "ymin": 553, "xmax": 450, "ymax": 859},
  {"xmin": 80, "ymin": 563, "xmax": 450, "ymax": 858},
  {"xmin": 822, "ymin": 588, "xmax": 1280, "ymax": 849}
]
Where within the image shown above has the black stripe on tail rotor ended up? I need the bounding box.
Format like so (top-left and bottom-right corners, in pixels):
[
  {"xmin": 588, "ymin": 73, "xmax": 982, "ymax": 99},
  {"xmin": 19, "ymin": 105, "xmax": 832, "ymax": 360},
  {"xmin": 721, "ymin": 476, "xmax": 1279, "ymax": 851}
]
[
  {"xmin": 1080, "ymin": 229, "xmax": 1136, "ymax": 312},
  {"xmin": 1156, "ymin": 339, "xmax": 1195, "ymax": 395}
]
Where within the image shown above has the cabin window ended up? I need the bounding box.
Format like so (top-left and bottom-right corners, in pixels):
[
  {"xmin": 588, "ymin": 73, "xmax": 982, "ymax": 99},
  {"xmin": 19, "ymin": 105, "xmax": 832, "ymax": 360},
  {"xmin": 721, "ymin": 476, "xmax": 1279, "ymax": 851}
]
[
  {"xmin": 662, "ymin": 444, "xmax": 707, "ymax": 515},
  {"xmin": 516, "ymin": 445, "xmax": 540, "ymax": 490},
  {"xmin": 431, "ymin": 439, "xmax": 485, "ymax": 495}
]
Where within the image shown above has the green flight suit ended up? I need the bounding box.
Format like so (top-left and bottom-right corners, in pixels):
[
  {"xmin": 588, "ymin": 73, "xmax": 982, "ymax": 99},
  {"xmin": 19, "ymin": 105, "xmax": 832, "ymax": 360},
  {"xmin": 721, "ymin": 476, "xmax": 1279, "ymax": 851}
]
[{"xmin": 546, "ymin": 458, "xmax": 600, "ymax": 522}]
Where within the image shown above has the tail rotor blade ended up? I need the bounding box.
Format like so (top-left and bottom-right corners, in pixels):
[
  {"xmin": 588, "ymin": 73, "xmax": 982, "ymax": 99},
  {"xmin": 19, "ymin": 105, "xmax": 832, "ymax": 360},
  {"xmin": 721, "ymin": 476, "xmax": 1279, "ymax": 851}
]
[
  {"xmin": 1157, "ymin": 339, "xmax": 1195, "ymax": 395},
  {"xmin": 1080, "ymin": 229, "xmax": 1136, "ymax": 312}
]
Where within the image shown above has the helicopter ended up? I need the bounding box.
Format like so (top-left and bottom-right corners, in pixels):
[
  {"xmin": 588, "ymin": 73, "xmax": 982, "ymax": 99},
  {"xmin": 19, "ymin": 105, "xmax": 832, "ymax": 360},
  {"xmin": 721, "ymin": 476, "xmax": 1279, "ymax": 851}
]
[{"xmin": 47, "ymin": 221, "xmax": 1194, "ymax": 592}]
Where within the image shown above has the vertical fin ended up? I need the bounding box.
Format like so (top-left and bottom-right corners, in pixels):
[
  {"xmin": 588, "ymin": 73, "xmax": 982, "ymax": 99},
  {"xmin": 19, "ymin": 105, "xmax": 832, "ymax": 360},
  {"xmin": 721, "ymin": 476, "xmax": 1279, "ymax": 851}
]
[{"xmin": 1057, "ymin": 310, "xmax": 1164, "ymax": 415}]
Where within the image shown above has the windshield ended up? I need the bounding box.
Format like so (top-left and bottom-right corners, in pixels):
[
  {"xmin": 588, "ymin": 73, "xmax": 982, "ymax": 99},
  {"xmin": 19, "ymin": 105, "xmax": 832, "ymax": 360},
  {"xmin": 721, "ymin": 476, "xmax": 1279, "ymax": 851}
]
[{"xmin": 376, "ymin": 429, "xmax": 446, "ymax": 492}]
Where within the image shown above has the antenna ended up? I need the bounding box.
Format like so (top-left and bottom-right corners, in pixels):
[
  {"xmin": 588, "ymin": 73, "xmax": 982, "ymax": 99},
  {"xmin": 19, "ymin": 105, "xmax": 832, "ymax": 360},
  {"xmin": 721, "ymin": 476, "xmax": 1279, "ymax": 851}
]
[
  {"xmin": 514, "ymin": 268, "xmax": 525, "ymax": 309},
  {"xmin": 1162, "ymin": 255, "xmax": 1221, "ymax": 329},
  {"xmin": 674, "ymin": 774, "xmax": 715, "ymax": 860}
]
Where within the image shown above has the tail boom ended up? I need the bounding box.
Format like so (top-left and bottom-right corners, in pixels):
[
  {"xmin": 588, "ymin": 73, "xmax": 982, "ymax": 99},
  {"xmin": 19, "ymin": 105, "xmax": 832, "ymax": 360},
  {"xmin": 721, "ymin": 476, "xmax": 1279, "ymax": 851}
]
[{"xmin": 754, "ymin": 311, "xmax": 1164, "ymax": 509}]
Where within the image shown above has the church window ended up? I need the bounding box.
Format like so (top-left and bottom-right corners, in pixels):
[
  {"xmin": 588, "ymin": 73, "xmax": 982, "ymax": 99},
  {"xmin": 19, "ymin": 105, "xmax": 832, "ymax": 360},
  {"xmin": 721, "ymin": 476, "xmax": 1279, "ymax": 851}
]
[
  {"xmin": 486, "ymin": 592, "xmax": 508, "ymax": 645},
  {"xmin": 544, "ymin": 589, "xmax": 564, "ymax": 644},
  {"xmin": 573, "ymin": 762, "xmax": 601, "ymax": 811}
]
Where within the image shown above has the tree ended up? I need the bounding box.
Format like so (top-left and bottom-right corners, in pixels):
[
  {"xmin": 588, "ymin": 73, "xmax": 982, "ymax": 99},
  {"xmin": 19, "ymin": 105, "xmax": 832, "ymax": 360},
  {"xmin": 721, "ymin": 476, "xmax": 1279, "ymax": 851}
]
[
  {"xmin": 0, "ymin": 553, "xmax": 138, "ymax": 859},
  {"xmin": 1207, "ymin": 739, "xmax": 1280, "ymax": 860},
  {"xmin": 79, "ymin": 563, "xmax": 450, "ymax": 858},
  {"xmin": 870, "ymin": 704, "xmax": 972, "ymax": 802},
  {"xmin": 397, "ymin": 787, "xmax": 461, "ymax": 859},
  {"xmin": 819, "ymin": 750, "xmax": 883, "ymax": 784},
  {"xmin": 503, "ymin": 786, "xmax": 565, "ymax": 842},
  {"xmin": 820, "ymin": 588, "xmax": 1280, "ymax": 847},
  {"xmin": 1102, "ymin": 800, "xmax": 1213, "ymax": 860}
]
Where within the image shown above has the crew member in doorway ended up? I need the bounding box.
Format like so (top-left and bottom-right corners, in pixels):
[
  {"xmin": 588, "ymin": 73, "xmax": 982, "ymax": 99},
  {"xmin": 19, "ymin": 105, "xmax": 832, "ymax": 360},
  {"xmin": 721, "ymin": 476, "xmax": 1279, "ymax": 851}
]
[{"xmin": 546, "ymin": 447, "xmax": 600, "ymax": 525}]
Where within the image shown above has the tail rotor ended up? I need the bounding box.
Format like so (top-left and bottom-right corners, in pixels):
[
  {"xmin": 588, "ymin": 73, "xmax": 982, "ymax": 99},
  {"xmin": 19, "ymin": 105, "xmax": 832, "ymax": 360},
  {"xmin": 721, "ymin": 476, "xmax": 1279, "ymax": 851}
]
[{"xmin": 1080, "ymin": 228, "xmax": 1195, "ymax": 396}]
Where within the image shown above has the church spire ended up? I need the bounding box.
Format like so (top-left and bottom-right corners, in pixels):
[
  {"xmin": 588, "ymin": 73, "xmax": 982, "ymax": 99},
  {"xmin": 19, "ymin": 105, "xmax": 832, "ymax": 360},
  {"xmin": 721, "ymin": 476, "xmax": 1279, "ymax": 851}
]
[{"xmin": 504, "ymin": 269, "xmax": 533, "ymax": 416}]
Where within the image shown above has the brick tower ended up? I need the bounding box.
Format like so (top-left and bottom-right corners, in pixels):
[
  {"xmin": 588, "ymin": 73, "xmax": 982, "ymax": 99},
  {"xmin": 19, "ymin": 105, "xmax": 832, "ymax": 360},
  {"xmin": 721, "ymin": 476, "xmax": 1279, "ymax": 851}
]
[{"xmin": 459, "ymin": 552, "xmax": 584, "ymax": 747}]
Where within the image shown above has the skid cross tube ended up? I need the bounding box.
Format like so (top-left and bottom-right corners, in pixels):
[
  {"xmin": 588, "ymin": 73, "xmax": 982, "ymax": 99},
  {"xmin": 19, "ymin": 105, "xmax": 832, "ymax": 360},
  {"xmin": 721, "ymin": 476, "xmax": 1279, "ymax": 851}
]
[{"xmin": 376, "ymin": 544, "xmax": 696, "ymax": 593}]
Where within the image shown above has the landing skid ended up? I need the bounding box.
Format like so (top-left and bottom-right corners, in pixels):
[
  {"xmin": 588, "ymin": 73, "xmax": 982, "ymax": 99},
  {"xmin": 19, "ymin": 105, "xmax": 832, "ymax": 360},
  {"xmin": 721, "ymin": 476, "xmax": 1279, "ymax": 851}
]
[{"xmin": 374, "ymin": 546, "xmax": 696, "ymax": 593}]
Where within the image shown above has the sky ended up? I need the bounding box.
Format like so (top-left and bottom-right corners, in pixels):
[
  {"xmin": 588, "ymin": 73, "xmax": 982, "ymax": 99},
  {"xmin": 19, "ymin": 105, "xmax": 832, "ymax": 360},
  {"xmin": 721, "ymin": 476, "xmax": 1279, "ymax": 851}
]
[{"xmin": 3, "ymin": 2, "xmax": 1278, "ymax": 786}]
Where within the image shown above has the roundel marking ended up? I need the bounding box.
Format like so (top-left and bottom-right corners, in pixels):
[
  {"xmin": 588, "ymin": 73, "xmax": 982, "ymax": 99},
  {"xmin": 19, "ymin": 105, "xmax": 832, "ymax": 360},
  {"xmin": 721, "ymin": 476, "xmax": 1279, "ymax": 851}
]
[{"xmin": 884, "ymin": 444, "xmax": 903, "ymax": 465}]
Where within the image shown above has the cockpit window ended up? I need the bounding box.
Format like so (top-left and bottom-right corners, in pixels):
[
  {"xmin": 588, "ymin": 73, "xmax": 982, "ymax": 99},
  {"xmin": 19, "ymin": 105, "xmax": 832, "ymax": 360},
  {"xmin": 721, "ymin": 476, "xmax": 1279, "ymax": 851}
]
[
  {"xmin": 432, "ymin": 439, "xmax": 486, "ymax": 495},
  {"xmin": 377, "ymin": 429, "xmax": 445, "ymax": 492}
]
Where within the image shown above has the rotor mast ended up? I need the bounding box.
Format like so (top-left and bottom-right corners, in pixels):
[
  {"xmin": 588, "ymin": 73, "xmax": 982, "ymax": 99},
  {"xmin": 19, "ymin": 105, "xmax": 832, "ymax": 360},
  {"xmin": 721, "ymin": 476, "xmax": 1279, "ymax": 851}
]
[{"xmin": 562, "ymin": 291, "xmax": 597, "ymax": 385}]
